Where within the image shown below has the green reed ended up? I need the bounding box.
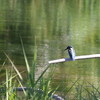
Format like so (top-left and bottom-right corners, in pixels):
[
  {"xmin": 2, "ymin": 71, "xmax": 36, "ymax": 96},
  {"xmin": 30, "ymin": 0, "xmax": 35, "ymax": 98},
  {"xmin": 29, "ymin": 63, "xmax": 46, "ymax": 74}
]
[
  {"xmin": 0, "ymin": 39, "xmax": 100, "ymax": 100},
  {"xmin": 0, "ymin": 38, "xmax": 55, "ymax": 100},
  {"xmin": 1, "ymin": 55, "xmax": 100, "ymax": 100}
]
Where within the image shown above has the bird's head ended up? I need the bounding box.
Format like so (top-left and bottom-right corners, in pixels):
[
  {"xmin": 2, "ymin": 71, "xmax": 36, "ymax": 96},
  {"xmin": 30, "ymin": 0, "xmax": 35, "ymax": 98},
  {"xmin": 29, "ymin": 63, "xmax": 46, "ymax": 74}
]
[{"xmin": 64, "ymin": 46, "xmax": 72, "ymax": 51}]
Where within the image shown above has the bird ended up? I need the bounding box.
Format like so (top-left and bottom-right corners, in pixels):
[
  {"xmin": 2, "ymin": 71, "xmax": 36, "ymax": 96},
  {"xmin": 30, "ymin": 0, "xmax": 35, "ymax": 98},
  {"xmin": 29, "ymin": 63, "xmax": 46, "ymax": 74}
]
[{"xmin": 64, "ymin": 46, "xmax": 76, "ymax": 61}]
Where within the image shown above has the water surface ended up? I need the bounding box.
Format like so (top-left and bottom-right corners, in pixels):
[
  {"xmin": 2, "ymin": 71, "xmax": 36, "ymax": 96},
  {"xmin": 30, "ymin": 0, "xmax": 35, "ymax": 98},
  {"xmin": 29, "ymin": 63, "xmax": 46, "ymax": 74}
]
[{"xmin": 0, "ymin": 0, "xmax": 100, "ymax": 88}]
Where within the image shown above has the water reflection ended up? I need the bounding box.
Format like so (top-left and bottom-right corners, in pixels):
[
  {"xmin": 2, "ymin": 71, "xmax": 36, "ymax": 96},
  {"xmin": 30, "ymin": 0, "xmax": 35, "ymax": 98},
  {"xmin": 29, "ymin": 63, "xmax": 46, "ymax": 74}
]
[{"xmin": 0, "ymin": 0, "xmax": 100, "ymax": 88}]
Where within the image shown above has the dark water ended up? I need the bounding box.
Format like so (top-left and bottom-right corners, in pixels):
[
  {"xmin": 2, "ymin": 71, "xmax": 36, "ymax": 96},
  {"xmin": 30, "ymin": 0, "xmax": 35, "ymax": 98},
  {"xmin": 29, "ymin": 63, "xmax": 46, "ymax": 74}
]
[{"xmin": 0, "ymin": 0, "xmax": 100, "ymax": 87}]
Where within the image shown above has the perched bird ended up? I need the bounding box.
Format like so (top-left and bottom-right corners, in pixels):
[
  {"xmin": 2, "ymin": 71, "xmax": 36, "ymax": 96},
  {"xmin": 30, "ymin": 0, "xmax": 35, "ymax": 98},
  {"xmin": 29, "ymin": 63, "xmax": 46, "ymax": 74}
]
[{"xmin": 64, "ymin": 46, "xmax": 75, "ymax": 61}]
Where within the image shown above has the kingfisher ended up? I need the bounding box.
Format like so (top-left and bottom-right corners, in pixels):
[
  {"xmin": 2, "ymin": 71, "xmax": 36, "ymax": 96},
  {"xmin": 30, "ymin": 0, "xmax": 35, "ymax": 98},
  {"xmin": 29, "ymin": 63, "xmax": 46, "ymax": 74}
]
[{"xmin": 64, "ymin": 46, "xmax": 76, "ymax": 61}]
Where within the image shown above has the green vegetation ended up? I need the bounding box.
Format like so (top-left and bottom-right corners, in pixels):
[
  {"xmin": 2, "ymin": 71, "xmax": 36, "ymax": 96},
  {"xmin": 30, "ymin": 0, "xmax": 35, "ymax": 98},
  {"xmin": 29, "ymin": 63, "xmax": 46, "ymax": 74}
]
[
  {"xmin": 0, "ymin": 39, "xmax": 57, "ymax": 100},
  {"xmin": 0, "ymin": 40, "xmax": 100, "ymax": 100},
  {"xmin": 1, "ymin": 57, "xmax": 100, "ymax": 100}
]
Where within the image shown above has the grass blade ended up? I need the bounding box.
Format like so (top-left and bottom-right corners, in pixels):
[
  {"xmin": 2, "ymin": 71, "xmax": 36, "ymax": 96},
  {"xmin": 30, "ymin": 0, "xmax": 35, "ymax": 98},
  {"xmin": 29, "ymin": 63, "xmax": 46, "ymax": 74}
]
[
  {"xmin": 34, "ymin": 64, "xmax": 50, "ymax": 86},
  {"xmin": 6, "ymin": 69, "xmax": 8, "ymax": 100},
  {"xmin": 4, "ymin": 52, "xmax": 23, "ymax": 80},
  {"xmin": 20, "ymin": 37, "xmax": 30, "ymax": 74}
]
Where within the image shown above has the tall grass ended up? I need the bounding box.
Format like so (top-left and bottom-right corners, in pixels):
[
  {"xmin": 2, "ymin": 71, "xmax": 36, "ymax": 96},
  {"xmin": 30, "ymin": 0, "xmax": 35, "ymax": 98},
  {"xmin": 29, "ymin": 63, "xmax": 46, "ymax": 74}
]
[
  {"xmin": 0, "ymin": 38, "xmax": 57, "ymax": 100},
  {"xmin": 0, "ymin": 39, "xmax": 100, "ymax": 99},
  {"xmin": 0, "ymin": 58, "xmax": 100, "ymax": 100}
]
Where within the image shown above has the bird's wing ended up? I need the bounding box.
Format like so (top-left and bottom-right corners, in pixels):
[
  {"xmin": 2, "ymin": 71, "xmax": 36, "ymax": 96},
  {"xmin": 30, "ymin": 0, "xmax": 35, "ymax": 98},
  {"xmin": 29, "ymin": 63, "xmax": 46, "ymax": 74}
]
[{"xmin": 68, "ymin": 48, "xmax": 75, "ymax": 60}]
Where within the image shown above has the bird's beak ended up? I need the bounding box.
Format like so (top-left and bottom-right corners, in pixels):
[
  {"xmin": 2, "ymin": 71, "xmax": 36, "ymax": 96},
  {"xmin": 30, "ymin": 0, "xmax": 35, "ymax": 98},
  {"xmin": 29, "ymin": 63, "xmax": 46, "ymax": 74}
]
[{"xmin": 64, "ymin": 48, "xmax": 67, "ymax": 51}]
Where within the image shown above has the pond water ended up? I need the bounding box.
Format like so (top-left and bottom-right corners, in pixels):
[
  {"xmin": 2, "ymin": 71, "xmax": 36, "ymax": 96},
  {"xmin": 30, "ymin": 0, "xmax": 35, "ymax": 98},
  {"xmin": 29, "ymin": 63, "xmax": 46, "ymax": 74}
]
[{"xmin": 0, "ymin": 0, "xmax": 100, "ymax": 88}]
